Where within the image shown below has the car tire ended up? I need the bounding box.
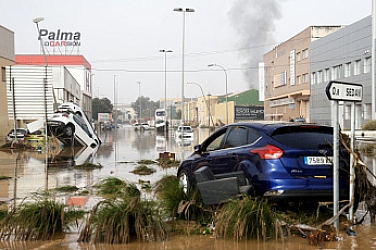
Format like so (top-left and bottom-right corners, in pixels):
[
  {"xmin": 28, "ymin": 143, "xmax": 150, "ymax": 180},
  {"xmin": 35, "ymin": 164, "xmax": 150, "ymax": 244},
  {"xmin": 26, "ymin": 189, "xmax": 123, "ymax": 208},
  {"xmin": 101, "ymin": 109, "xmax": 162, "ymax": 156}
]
[
  {"xmin": 244, "ymin": 176, "xmax": 256, "ymax": 196},
  {"xmin": 178, "ymin": 169, "xmax": 190, "ymax": 194},
  {"xmin": 63, "ymin": 124, "xmax": 75, "ymax": 138}
]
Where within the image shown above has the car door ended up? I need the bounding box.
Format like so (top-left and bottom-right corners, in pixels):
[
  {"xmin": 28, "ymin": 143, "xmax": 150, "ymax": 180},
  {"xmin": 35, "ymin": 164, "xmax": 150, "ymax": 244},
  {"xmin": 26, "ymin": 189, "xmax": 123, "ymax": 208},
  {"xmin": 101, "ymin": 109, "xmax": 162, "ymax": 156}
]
[
  {"xmin": 203, "ymin": 126, "xmax": 251, "ymax": 175},
  {"xmin": 190, "ymin": 127, "xmax": 228, "ymax": 173}
]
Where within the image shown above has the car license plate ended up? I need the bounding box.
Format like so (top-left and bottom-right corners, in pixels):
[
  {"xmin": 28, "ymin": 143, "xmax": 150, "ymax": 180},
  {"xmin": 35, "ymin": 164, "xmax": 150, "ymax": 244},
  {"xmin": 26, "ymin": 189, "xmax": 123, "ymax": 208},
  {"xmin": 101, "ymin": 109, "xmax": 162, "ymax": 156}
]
[{"xmin": 304, "ymin": 156, "xmax": 333, "ymax": 165}]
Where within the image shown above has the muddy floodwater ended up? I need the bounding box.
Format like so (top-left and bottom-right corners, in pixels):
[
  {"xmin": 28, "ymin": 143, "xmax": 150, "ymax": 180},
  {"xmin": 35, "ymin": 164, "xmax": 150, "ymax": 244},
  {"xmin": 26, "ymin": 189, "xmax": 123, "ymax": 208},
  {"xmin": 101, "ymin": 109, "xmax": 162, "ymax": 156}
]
[{"xmin": 0, "ymin": 125, "xmax": 376, "ymax": 249}]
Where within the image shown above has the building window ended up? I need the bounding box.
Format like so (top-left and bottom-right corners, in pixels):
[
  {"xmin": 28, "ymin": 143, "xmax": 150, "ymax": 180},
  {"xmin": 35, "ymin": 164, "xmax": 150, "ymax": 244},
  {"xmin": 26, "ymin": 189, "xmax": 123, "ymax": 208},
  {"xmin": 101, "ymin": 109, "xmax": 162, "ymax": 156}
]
[
  {"xmin": 364, "ymin": 57, "xmax": 371, "ymax": 73},
  {"xmin": 303, "ymin": 73, "xmax": 309, "ymax": 83},
  {"xmin": 302, "ymin": 49, "xmax": 309, "ymax": 59},
  {"xmin": 331, "ymin": 65, "xmax": 341, "ymax": 80},
  {"xmin": 311, "ymin": 72, "xmax": 316, "ymax": 85},
  {"xmin": 297, "ymin": 75, "xmax": 301, "ymax": 84},
  {"xmin": 345, "ymin": 105, "xmax": 350, "ymax": 120},
  {"xmin": 296, "ymin": 52, "xmax": 301, "ymax": 61},
  {"xmin": 317, "ymin": 70, "xmax": 322, "ymax": 83},
  {"xmin": 324, "ymin": 68, "xmax": 330, "ymax": 82},
  {"xmin": 354, "ymin": 60, "xmax": 361, "ymax": 75},
  {"xmin": 363, "ymin": 103, "xmax": 371, "ymax": 120},
  {"xmin": 344, "ymin": 62, "xmax": 351, "ymax": 77},
  {"xmin": 1, "ymin": 67, "xmax": 5, "ymax": 82}
]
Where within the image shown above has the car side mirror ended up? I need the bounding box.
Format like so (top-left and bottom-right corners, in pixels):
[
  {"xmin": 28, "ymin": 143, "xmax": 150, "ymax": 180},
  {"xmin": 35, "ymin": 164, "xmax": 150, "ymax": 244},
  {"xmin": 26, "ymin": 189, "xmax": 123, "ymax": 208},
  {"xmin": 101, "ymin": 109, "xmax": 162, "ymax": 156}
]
[{"xmin": 194, "ymin": 144, "xmax": 201, "ymax": 152}]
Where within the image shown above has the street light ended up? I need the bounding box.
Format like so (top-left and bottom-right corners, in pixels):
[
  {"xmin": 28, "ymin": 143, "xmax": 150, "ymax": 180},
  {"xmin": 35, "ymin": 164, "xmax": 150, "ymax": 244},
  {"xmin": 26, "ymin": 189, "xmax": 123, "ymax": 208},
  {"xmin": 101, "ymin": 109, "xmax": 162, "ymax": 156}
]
[
  {"xmin": 159, "ymin": 49, "xmax": 173, "ymax": 132},
  {"xmin": 187, "ymin": 82, "xmax": 214, "ymax": 127},
  {"xmin": 33, "ymin": 17, "xmax": 48, "ymax": 145},
  {"xmin": 208, "ymin": 63, "xmax": 228, "ymax": 124},
  {"xmin": 113, "ymin": 75, "xmax": 116, "ymax": 130},
  {"xmin": 137, "ymin": 81, "xmax": 141, "ymax": 123},
  {"xmin": 173, "ymin": 7, "xmax": 195, "ymax": 125},
  {"xmin": 33, "ymin": 17, "xmax": 49, "ymax": 191}
]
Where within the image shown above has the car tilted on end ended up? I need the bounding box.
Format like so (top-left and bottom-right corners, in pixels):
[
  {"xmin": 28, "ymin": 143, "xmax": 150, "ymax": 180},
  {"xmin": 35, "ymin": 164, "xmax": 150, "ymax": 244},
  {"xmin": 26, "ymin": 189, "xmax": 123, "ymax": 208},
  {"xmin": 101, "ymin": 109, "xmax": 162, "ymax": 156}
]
[
  {"xmin": 177, "ymin": 122, "xmax": 354, "ymax": 206},
  {"xmin": 47, "ymin": 102, "xmax": 101, "ymax": 148}
]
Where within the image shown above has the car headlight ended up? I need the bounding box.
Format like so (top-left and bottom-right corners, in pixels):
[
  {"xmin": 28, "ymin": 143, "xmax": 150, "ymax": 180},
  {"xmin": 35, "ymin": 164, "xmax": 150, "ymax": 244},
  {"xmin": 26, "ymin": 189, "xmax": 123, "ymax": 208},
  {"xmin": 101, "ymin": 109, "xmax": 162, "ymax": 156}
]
[{"xmin": 264, "ymin": 190, "xmax": 284, "ymax": 196}]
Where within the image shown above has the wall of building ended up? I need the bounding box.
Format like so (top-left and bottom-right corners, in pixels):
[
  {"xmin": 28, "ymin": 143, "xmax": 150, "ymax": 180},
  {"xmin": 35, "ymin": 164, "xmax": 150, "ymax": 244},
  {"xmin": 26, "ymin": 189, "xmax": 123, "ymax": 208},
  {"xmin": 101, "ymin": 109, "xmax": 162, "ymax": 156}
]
[
  {"xmin": 6, "ymin": 65, "xmax": 54, "ymax": 127},
  {"xmin": 0, "ymin": 26, "xmax": 15, "ymax": 138},
  {"xmin": 263, "ymin": 26, "xmax": 342, "ymax": 122},
  {"xmin": 310, "ymin": 16, "xmax": 371, "ymax": 128}
]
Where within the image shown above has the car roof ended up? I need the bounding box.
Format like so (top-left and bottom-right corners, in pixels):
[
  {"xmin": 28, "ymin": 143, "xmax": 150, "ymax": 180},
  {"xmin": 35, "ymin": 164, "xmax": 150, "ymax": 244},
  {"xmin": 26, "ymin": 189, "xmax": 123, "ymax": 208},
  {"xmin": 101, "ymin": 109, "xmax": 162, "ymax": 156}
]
[{"xmin": 225, "ymin": 122, "xmax": 332, "ymax": 134}]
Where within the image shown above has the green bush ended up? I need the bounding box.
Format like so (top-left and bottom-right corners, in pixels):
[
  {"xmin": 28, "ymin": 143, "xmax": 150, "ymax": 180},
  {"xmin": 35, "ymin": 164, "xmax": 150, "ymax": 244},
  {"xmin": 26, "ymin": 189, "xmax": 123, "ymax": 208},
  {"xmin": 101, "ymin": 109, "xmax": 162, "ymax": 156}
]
[{"xmin": 362, "ymin": 120, "xmax": 376, "ymax": 130}]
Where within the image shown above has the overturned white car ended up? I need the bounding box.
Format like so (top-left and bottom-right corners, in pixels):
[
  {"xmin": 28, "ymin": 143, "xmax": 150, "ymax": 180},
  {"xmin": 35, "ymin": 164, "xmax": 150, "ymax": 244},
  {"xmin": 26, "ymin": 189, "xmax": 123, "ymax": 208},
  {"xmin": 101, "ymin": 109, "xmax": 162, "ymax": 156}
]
[{"xmin": 47, "ymin": 102, "xmax": 101, "ymax": 148}]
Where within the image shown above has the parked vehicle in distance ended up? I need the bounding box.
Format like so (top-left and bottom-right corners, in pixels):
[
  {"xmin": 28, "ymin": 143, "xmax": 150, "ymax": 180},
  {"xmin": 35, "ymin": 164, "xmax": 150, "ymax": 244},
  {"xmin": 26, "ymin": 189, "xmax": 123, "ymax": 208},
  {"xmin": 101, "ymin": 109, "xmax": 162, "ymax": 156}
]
[
  {"xmin": 177, "ymin": 122, "xmax": 353, "ymax": 206},
  {"xmin": 47, "ymin": 102, "xmax": 101, "ymax": 148},
  {"xmin": 155, "ymin": 109, "xmax": 168, "ymax": 132},
  {"xmin": 175, "ymin": 126, "xmax": 194, "ymax": 139},
  {"xmin": 24, "ymin": 128, "xmax": 47, "ymax": 147},
  {"xmin": 6, "ymin": 128, "xmax": 28, "ymax": 141},
  {"xmin": 134, "ymin": 123, "xmax": 153, "ymax": 130}
]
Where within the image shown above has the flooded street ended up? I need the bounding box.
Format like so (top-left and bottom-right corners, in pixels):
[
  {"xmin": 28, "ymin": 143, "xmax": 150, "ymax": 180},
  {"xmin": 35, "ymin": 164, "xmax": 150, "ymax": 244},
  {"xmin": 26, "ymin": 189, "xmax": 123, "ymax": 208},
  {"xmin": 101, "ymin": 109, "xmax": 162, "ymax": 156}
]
[{"xmin": 0, "ymin": 125, "xmax": 376, "ymax": 249}]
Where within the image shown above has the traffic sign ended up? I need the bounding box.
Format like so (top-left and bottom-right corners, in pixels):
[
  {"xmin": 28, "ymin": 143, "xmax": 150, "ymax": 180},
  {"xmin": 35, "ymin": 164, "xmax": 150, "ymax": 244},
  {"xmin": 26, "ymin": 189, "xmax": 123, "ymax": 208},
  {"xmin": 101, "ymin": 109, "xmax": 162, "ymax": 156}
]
[{"xmin": 326, "ymin": 81, "xmax": 363, "ymax": 102}]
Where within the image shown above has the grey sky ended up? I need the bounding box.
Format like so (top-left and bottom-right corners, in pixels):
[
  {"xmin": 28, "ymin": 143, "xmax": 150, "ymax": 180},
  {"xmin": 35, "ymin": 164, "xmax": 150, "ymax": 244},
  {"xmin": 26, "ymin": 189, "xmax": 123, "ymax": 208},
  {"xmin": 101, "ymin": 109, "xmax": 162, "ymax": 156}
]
[{"xmin": 0, "ymin": 0, "xmax": 371, "ymax": 104}]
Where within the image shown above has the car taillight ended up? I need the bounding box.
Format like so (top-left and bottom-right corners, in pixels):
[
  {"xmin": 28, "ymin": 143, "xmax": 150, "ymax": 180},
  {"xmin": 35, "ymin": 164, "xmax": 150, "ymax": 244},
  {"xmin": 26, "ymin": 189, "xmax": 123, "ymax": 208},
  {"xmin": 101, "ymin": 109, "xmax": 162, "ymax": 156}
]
[{"xmin": 250, "ymin": 144, "xmax": 283, "ymax": 159}]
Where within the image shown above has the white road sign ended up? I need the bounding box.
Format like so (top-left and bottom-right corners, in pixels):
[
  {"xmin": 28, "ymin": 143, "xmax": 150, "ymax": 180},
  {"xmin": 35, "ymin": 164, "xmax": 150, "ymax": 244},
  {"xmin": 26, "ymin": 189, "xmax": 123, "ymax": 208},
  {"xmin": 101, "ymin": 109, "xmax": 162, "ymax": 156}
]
[{"xmin": 325, "ymin": 81, "xmax": 363, "ymax": 102}]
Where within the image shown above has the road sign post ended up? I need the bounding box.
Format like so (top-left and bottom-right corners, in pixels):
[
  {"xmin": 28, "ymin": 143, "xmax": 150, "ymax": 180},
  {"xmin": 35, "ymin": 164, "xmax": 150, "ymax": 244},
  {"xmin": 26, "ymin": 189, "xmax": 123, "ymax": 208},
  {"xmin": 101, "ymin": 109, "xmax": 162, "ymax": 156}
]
[{"xmin": 326, "ymin": 81, "xmax": 362, "ymax": 233}]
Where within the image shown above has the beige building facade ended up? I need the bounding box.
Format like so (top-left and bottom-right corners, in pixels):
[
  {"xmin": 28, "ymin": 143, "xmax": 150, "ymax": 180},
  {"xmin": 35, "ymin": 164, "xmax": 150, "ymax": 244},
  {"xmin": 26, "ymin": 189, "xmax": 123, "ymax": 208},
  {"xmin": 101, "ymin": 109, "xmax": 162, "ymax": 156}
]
[
  {"xmin": 0, "ymin": 25, "xmax": 15, "ymax": 139},
  {"xmin": 263, "ymin": 26, "xmax": 343, "ymax": 122}
]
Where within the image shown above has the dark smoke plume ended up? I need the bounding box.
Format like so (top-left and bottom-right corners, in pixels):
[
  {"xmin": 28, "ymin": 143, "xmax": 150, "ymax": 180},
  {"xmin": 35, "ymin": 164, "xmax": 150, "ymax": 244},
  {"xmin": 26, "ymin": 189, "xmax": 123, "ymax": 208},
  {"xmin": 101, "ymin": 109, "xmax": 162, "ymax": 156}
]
[{"xmin": 229, "ymin": 0, "xmax": 283, "ymax": 89}]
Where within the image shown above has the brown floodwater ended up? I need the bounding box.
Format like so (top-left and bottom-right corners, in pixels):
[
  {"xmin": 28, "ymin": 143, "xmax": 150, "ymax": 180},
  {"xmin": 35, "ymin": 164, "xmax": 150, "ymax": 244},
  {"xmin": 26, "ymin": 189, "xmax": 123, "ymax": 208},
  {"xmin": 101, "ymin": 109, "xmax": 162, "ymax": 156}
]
[{"xmin": 0, "ymin": 125, "xmax": 375, "ymax": 249}]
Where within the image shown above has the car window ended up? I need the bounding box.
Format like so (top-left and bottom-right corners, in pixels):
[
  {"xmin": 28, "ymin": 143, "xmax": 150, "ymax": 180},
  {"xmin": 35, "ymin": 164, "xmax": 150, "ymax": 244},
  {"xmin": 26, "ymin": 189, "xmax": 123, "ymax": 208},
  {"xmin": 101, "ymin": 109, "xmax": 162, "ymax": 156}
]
[
  {"xmin": 248, "ymin": 128, "xmax": 261, "ymax": 144},
  {"xmin": 73, "ymin": 115, "xmax": 90, "ymax": 135},
  {"xmin": 206, "ymin": 133, "xmax": 226, "ymax": 151},
  {"xmin": 201, "ymin": 128, "xmax": 227, "ymax": 152},
  {"xmin": 224, "ymin": 126, "xmax": 249, "ymax": 148},
  {"xmin": 271, "ymin": 125, "xmax": 333, "ymax": 149}
]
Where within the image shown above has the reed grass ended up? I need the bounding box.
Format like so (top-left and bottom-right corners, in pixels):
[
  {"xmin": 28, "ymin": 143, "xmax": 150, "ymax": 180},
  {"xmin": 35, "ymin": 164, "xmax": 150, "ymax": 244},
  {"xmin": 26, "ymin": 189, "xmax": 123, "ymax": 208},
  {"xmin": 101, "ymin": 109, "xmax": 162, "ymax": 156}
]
[
  {"xmin": 95, "ymin": 177, "xmax": 127, "ymax": 196},
  {"xmin": 131, "ymin": 165, "xmax": 156, "ymax": 175},
  {"xmin": 0, "ymin": 197, "xmax": 83, "ymax": 241},
  {"xmin": 215, "ymin": 196, "xmax": 280, "ymax": 241},
  {"xmin": 78, "ymin": 182, "xmax": 165, "ymax": 244}
]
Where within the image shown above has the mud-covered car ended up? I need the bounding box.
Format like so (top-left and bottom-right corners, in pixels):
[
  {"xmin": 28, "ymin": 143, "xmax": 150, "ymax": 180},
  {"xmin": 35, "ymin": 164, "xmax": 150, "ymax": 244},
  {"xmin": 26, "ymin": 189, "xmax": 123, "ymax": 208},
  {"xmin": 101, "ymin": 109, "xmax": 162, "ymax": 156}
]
[
  {"xmin": 177, "ymin": 122, "xmax": 354, "ymax": 205},
  {"xmin": 47, "ymin": 102, "xmax": 100, "ymax": 148}
]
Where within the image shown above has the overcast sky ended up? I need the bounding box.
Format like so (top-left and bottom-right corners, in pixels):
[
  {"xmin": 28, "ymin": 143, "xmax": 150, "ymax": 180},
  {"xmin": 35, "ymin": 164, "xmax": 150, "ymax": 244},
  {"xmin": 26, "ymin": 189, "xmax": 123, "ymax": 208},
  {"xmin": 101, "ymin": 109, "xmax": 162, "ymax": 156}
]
[{"xmin": 0, "ymin": 0, "xmax": 372, "ymax": 104}]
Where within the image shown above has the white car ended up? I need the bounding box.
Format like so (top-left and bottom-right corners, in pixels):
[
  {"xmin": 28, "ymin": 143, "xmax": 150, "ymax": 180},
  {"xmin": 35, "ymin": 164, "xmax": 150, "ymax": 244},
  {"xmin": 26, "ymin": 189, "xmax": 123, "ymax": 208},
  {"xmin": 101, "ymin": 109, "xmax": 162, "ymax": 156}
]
[
  {"xmin": 174, "ymin": 126, "xmax": 194, "ymax": 139},
  {"xmin": 6, "ymin": 128, "xmax": 28, "ymax": 141},
  {"xmin": 134, "ymin": 123, "xmax": 153, "ymax": 130},
  {"xmin": 47, "ymin": 102, "xmax": 101, "ymax": 148}
]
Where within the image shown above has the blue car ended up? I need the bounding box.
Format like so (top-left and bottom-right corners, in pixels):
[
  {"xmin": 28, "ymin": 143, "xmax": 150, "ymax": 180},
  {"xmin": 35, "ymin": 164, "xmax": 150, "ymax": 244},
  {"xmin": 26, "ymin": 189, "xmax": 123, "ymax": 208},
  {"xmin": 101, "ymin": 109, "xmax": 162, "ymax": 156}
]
[{"xmin": 177, "ymin": 122, "xmax": 352, "ymax": 203}]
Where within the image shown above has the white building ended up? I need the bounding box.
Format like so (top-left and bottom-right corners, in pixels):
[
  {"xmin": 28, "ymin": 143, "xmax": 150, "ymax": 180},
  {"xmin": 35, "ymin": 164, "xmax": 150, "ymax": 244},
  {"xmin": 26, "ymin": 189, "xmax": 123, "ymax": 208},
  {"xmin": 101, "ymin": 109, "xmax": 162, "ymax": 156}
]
[{"xmin": 6, "ymin": 55, "xmax": 93, "ymax": 127}]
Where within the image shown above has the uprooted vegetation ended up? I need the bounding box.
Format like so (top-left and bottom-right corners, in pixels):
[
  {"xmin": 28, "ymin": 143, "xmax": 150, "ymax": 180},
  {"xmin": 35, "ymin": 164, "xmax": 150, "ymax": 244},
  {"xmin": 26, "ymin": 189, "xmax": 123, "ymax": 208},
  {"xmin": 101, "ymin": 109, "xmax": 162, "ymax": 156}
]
[{"xmin": 0, "ymin": 133, "xmax": 376, "ymax": 246}]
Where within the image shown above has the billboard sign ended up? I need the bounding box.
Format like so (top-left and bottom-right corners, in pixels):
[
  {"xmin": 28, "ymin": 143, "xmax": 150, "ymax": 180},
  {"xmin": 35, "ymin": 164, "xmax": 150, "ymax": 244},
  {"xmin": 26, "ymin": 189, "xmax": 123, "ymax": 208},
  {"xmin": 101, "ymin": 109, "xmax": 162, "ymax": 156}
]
[
  {"xmin": 40, "ymin": 29, "xmax": 81, "ymax": 47},
  {"xmin": 235, "ymin": 106, "xmax": 264, "ymax": 120},
  {"xmin": 98, "ymin": 113, "xmax": 112, "ymax": 123}
]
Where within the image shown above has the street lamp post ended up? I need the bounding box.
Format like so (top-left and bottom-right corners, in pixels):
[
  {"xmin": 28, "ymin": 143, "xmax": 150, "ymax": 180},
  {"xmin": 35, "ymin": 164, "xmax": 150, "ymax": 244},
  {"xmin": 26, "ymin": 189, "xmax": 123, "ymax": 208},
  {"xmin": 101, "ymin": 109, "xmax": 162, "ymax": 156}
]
[
  {"xmin": 173, "ymin": 7, "xmax": 195, "ymax": 125},
  {"xmin": 137, "ymin": 81, "xmax": 141, "ymax": 123},
  {"xmin": 33, "ymin": 17, "xmax": 49, "ymax": 191},
  {"xmin": 208, "ymin": 63, "xmax": 228, "ymax": 124},
  {"xmin": 159, "ymin": 49, "xmax": 173, "ymax": 133},
  {"xmin": 187, "ymin": 82, "xmax": 214, "ymax": 127},
  {"xmin": 113, "ymin": 74, "xmax": 116, "ymax": 130}
]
